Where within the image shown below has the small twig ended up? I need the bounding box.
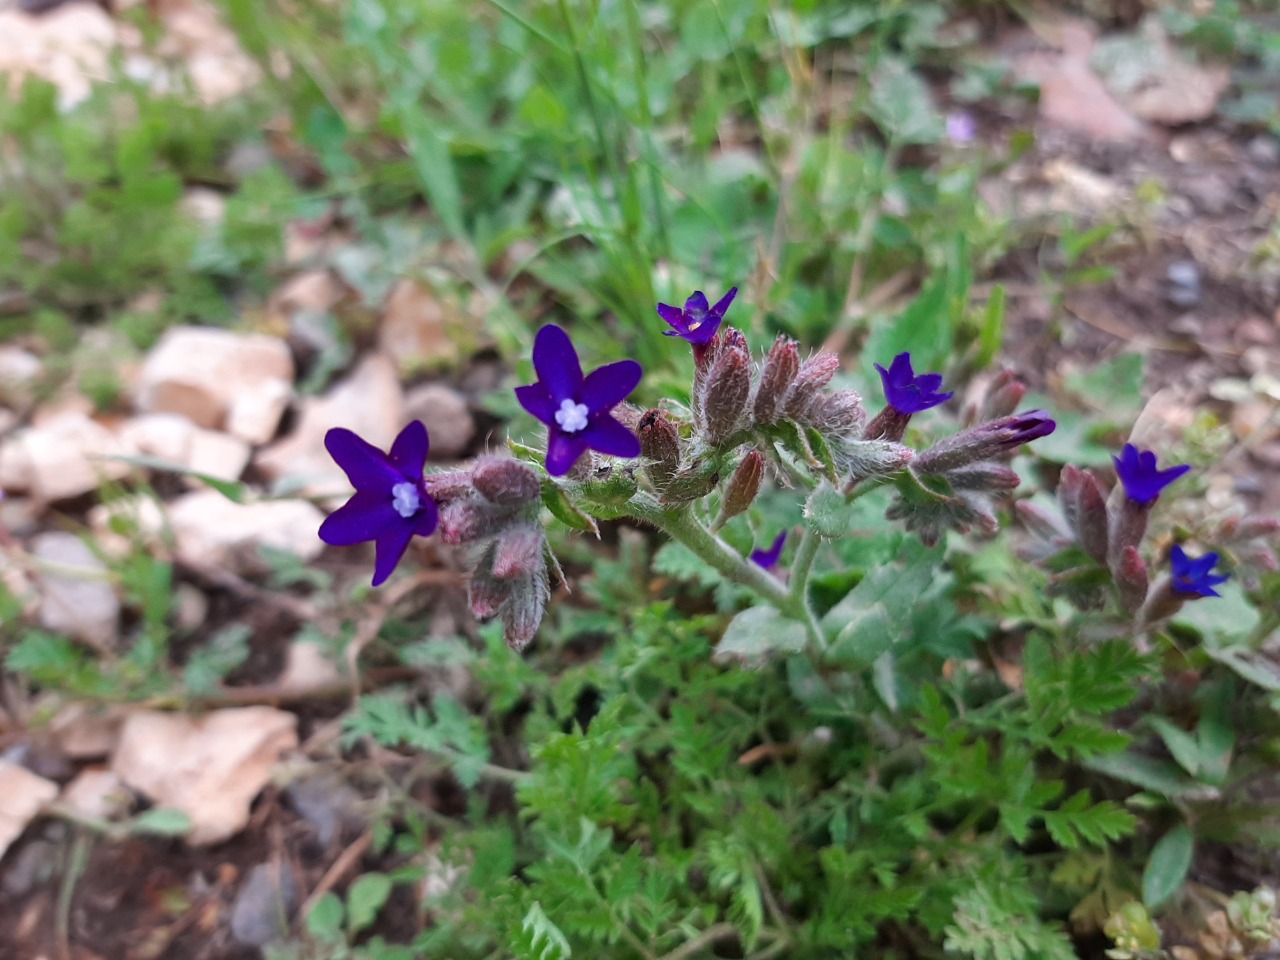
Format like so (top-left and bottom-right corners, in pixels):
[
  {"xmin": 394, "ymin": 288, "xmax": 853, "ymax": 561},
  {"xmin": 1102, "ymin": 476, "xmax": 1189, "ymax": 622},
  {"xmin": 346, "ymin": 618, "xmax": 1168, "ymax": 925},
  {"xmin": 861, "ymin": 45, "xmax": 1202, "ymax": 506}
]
[
  {"xmin": 298, "ymin": 830, "xmax": 374, "ymax": 923},
  {"xmin": 656, "ymin": 923, "xmax": 740, "ymax": 960}
]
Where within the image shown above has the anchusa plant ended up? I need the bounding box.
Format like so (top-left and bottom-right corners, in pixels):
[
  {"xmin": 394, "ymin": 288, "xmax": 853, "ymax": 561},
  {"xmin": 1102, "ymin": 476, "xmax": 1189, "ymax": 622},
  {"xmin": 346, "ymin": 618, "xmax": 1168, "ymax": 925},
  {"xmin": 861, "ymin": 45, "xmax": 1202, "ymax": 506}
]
[{"xmin": 318, "ymin": 286, "xmax": 1059, "ymax": 652}]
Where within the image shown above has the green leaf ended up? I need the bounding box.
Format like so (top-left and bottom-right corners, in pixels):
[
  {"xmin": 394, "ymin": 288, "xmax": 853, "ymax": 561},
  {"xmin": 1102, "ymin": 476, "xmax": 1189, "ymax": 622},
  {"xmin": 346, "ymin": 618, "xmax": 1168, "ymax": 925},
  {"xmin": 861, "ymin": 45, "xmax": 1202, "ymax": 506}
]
[
  {"xmin": 347, "ymin": 872, "xmax": 393, "ymax": 935},
  {"xmin": 400, "ymin": 110, "xmax": 466, "ymax": 240},
  {"xmin": 713, "ymin": 607, "xmax": 809, "ymax": 662},
  {"xmin": 804, "ymin": 481, "xmax": 855, "ymax": 538},
  {"xmin": 1085, "ymin": 751, "xmax": 1211, "ymax": 800},
  {"xmin": 1147, "ymin": 717, "xmax": 1202, "ymax": 779},
  {"xmin": 130, "ymin": 808, "xmax": 192, "ymax": 837},
  {"xmin": 1142, "ymin": 824, "xmax": 1193, "ymax": 908},
  {"xmin": 306, "ymin": 892, "xmax": 345, "ymax": 943},
  {"xmin": 863, "ymin": 273, "xmax": 952, "ymax": 374},
  {"xmin": 107, "ymin": 453, "xmax": 248, "ymax": 502},
  {"xmin": 1062, "ymin": 353, "xmax": 1144, "ymax": 422},
  {"xmin": 867, "ymin": 57, "xmax": 943, "ymax": 144},
  {"xmin": 518, "ymin": 901, "xmax": 572, "ymax": 960},
  {"xmin": 826, "ymin": 603, "xmax": 894, "ymax": 667},
  {"xmin": 542, "ymin": 480, "xmax": 599, "ymax": 535},
  {"xmin": 977, "ymin": 284, "xmax": 1005, "ymax": 367}
]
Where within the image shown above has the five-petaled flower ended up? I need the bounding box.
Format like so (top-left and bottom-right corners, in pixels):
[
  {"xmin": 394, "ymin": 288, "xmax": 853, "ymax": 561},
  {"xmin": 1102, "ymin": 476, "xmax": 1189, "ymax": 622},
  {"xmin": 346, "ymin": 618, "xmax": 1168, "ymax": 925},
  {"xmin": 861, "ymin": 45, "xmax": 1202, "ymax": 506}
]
[
  {"xmin": 319, "ymin": 421, "xmax": 439, "ymax": 587},
  {"xmin": 1169, "ymin": 544, "xmax": 1229, "ymax": 598},
  {"xmin": 750, "ymin": 531, "xmax": 787, "ymax": 570},
  {"xmin": 515, "ymin": 324, "xmax": 642, "ymax": 476},
  {"xmin": 657, "ymin": 287, "xmax": 737, "ymax": 345},
  {"xmin": 874, "ymin": 352, "xmax": 953, "ymax": 415},
  {"xmin": 1113, "ymin": 444, "xmax": 1190, "ymax": 505}
]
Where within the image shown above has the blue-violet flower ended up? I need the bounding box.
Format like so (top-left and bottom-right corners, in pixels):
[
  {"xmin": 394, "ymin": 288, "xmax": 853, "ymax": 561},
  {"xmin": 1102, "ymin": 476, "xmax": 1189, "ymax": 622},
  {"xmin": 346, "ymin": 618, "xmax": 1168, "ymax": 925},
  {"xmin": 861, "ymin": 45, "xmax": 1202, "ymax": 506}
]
[
  {"xmin": 874, "ymin": 352, "xmax": 953, "ymax": 415},
  {"xmin": 657, "ymin": 287, "xmax": 737, "ymax": 345},
  {"xmin": 319, "ymin": 420, "xmax": 438, "ymax": 586},
  {"xmin": 1113, "ymin": 443, "xmax": 1190, "ymax": 505},
  {"xmin": 515, "ymin": 324, "xmax": 642, "ymax": 476},
  {"xmin": 750, "ymin": 531, "xmax": 787, "ymax": 570},
  {"xmin": 1169, "ymin": 544, "xmax": 1229, "ymax": 598}
]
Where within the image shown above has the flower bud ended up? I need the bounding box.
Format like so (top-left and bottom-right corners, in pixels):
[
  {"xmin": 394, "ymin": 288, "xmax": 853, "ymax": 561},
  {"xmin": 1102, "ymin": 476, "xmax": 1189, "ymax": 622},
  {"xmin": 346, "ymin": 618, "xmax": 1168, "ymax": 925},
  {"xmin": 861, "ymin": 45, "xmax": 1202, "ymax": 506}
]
[
  {"xmin": 753, "ymin": 336, "xmax": 800, "ymax": 425},
  {"xmin": 862, "ymin": 406, "xmax": 911, "ymax": 443},
  {"xmin": 1114, "ymin": 545, "xmax": 1149, "ymax": 614},
  {"xmin": 805, "ymin": 389, "xmax": 865, "ymax": 436},
  {"xmin": 1224, "ymin": 515, "xmax": 1280, "ymax": 543},
  {"xmin": 943, "ymin": 462, "xmax": 1021, "ymax": 492},
  {"xmin": 978, "ymin": 370, "xmax": 1027, "ymax": 422},
  {"xmin": 1059, "ymin": 464, "xmax": 1084, "ymax": 533},
  {"xmin": 471, "ymin": 456, "xmax": 540, "ymax": 505},
  {"xmin": 660, "ymin": 465, "xmax": 720, "ymax": 503},
  {"xmin": 1138, "ymin": 575, "xmax": 1185, "ymax": 626},
  {"xmin": 1075, "ymin": 469, "xmax": 1110, "ymax": 565},
  {"xmin": 719, "ymin": 450, "xmax": 764, "ymax": 523},
  {"xmin": 784, "ymin": 352, "xmax": 841, "ymax": 421},
  {"xmin": 502, "ymin": 568, "xmax": 549, "ymax": 652},
  {"xmin": 637, "ymin": 409, "xmax": 680, "ymax": 492},
  {"xmin": 701, "ymin": 340, "xmax": 751, "ymax": 446},
  {"xmin": 468, "ymin": 572, "xmax": 512, "ymax": 620},
  {"xmin": 439, "ymin": 497, "xmax": 517, "ymax": 545},
  {"xmin": 424, "ymin": 469, "xmax": 475, "ymax": 502},
  {"xmin": 843, "ymin": 440, "xmax": 914, "ymax": 486},
  {"xmin": 912, "ymin": 410, "xmax": 1056, "ymax": 475},
  {"xmin": 492, "ymin": 524, "xmax": 545, "ymax": 579},
  {"xmin": 1108, "ymin": 499, "xmax": 1149, "ymax": 574},
  {"xmin": 1016, "ymin": 500, "xmax": 1072, "ymax": 542}
]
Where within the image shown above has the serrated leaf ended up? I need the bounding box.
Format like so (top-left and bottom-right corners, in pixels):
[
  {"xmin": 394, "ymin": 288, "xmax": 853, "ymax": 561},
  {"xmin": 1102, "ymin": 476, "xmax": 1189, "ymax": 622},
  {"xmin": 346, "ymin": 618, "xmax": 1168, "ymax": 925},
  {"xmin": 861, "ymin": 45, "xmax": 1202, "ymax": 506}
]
[
  {"xmin": 1142, "ymin": 824, "xmax": 1193, "ymax": 908},
  {"xmin": 653, "ymin": 541, "xmax": 725, "ymax": 589},
  {"xmin": 713, "ymin": 607, "xmax": 809, "ymax": 662},
  {"xmin": 519, "ymin": 901, "xmax": 571, "ymax": 960}
]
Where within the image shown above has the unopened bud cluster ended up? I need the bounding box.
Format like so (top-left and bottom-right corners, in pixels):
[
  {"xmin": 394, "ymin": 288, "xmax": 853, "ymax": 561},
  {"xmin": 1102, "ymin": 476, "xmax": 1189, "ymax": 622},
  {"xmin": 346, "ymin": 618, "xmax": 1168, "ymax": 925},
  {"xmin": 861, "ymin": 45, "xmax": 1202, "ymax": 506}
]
[{"xmin": 429, "ymin": 456, "xmax": 548, "ymax": 651}]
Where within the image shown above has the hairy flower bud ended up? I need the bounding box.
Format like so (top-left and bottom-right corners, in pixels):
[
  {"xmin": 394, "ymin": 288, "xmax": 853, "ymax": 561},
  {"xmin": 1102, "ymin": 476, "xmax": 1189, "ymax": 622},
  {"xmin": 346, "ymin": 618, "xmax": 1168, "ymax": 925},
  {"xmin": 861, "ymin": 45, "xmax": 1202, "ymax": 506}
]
[
  {"xmin": 1114, "ymin": 545, "xmax": 1149, "ymax": 614},
  {"xmin": 753, "ymin": 336, "xmax": 800, "ymax": 425},
  {"xmin": 660, "ymin": 461, "xmax": 720, "ymax": 504},
  {"xmin": 701, "ymin": 340, "xmax": 751, "ymax": 445},
  {"xmin": 1223, "ymin": 515, "xmax": 1280, "ymax": 543},
  {"xmin": 913, "ymin": 410, "xmax": 1056, "ymax": 475},
  {"xmin": 502, "ymin": 567, "xmax": 549, "ymax": 651},
  {"xmin": 1016, "ymin": 500, "xmax": 1072, "ymax": 542},
  {"xmin": 492, "ymin": 524, "xmax": 545, "ymax": 579},
  {"xmin": 424, "ymin": 469, "xmax": 475, "ymax": 503},
  {"xmin": 439, "ymin": 497, "xmax": 517, "ymax": 545},
  {"xmin": 471, "ymin": 456, "xmax": 540, "ymax": 505},
  {"xmin": 1075, "ymin": 469, "xmax": 1110, "ymax": 565},
  {"xmin": 862, "ymin": 406, "xmax": 911, "ymax": 443},
  {"xmin": 637, "ymin": 409, "xmax": 681, "ymax": 492},
  {"xmin": 720, "ymin": 450, "xmax": 764, "ymax": 523},
  {"xmin": 978, "ymin": 370, "xmax": 1027, "ymax": 422},
  {"xmin": 805, "ymin": 389, "xmax": 865, "ymax": 436},
  {"xmin": 843, "ymin": 440, "xmax": 914, "ymax": 486},
  {"xmin": 1108, "ymin": 498, "xmax": 1149, "ymax": 575},
  {"xmin": 784, "ymin": 353, "xmax": 841, "ymax": 421},
  {"xmin": 944, "ymin": 462, "xmax": 1021, "ymax": 492},
  {"xmin": 468, "ymin": 571, "xmax": 512, "ymax": 620},
  {"xmin": 1138, "ymin": 575, "xmax": 1185, "ymax": 626}
]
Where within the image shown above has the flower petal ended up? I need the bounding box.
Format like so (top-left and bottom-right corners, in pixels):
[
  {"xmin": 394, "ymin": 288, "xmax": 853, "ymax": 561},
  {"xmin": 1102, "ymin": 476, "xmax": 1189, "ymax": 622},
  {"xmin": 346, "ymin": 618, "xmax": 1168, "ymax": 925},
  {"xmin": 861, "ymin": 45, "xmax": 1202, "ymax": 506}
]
[
  {"xmin": 389, "ymin": 420, "xmax": 429, "ymax": 476},
  {"xmin": 515, "ymin": 382, "xmax": 556, "ymax": 425},
  {"xmin": 319, "ymin": 491, "xmax": 399, "ymax": 546},
  {"xmin": 657, "ymin": 302, "xmax": 686, "ymax": 327},
  {"xmin": 584, "ymin": 414, "xmax": 640, "ymax": 459},
  {"xmin": 580, "ymin": 359, "xmax": 642, "ymax": 414},
  {"xmin": 414, "ymin": 495, "xmax": 440, "ymax": 537},
  {"xmin": 684, "ymin": 291, "xmax": 709, "ymax": 315},
  {"xmin": 710, "ymin": 286, "xmax": 738, "ymax": 318},
  {"xmin": 532, "ymin": 324, "xmax": 583, "ymax": 403},
  {"xmin": 372, "ymin": 521, "xmax": 416, "ymax": 586},
  {"xmin": 324, "ymin": 428, "xmax": 398, "ymax": 492},
  {"xmin": 545, "ymin": 430, "xmax": 590, "ymax": 476}
]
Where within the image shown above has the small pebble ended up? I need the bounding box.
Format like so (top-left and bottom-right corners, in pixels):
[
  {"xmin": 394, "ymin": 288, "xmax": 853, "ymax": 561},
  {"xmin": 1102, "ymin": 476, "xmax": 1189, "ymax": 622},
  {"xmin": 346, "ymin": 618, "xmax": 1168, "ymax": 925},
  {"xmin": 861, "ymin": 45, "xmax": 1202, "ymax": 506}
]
[
  {"xmin": 230, "ymin": 862, "xmax": 297, "ymax": 947},
  {"xmin": 1164, "ymin": 260, "xmax": 1202, "ymax": 308}
]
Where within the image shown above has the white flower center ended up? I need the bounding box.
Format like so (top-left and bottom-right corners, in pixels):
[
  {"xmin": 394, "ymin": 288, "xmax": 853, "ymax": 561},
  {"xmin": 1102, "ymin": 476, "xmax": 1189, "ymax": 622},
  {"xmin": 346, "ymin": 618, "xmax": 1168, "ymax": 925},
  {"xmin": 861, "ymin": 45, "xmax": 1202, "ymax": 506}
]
[
  {"xmin": 554, "ymin": 398, "xmax": 590, "ymax": 433},
  {"xmin": 391, "ymin": 481, "xmax": 421, "ymax": 518}
]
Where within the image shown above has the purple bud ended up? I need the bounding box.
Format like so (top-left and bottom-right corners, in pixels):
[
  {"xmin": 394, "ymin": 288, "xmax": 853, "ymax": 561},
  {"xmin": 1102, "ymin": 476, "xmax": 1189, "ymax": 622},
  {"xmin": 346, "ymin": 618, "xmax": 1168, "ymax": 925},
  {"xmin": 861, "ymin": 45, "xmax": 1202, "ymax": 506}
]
[
  {"xmin": 720, "ymin": 450, "xmax": 764, "ymax": 523},
  {"xmin": 784, "ymin": 353, "xmax": 841, "ymax": 421},
  {"xmin": 701, "ymin": 339, "xmax": 751, "ymax": 446},
  {"xmin": 468, "ymin": 572, "xmax": 511, "ymax": 620},
  {"xmin": 943, "ymin": 462, "xmax": 1022, "ymax": 492},
  {"xmin": 659, "ymin": 463, "xmax": 721, "ymax": 504},
  {"xmin": 805, "ymin": 389, "xmax": 866, "ymax": 436},
  {"xmin": 1108, "ymin": 499, "xmax": 1149, "ymax": 575},
  {"xmin": 1071, "ymin": 468, "xmax": 1110, "ymax": 566},
  {"xmin": 502, "ymin": 569, "xmax": 549, "ymax": 652},
  {"xmin": 753, "ymin": 336, "xmax": 800, "ymax": 425},
  {"xmin": 862, "ymin": 406, "xmax": 912, "ymax": 443},
  {"xmin": 424, "ymin": 469, "xmax": 475, "ymax": 503},
  {"xmin": 913, "ymin": 410, "xmax": 1056, "ymax": 475},
  {"xmin": 471, "ymin": 456, "xmax": 541, "ymax": 505},
  {"xmin": 978, "ymin": 370, "xmax": 1027, "ymax": 422},
  {"xmin": 492, "ymin": 524, "xmax": 545, "ymax": 579},
  {"xmin": 1114, "ymin": 545, "xmax": 1149, "ymax": 614},
  {"xmin": 1222, "ymin": 515, "xmax": 1280, "ymax": 543},
  {"xmin": 438, "ymin": 497, "xmax": 517, "ymax": 545},
  {"xmin": 844, "ymin": 440, "xmax": 914, "ymax": 486},
  {"xmin": 637, "ymin": 409, "xmax": 681, "ymax": 492}
]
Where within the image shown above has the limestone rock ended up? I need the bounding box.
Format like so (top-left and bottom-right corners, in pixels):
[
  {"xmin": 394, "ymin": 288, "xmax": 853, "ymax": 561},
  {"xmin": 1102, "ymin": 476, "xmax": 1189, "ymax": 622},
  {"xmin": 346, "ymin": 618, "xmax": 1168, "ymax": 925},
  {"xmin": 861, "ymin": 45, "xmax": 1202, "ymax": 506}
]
[
  {"xmin": 117, "ymin": 413, "xmax": 252, "ymax": 485},
  {"xmin": 136, "ymin": 327, "xmax": 294, "ymax": 445},
  {"xmin": 0, "ymin": 413, "xmax": 134, "ymax": 502},
  {"xmin": 378, "ymin": 279, "xmax": 460, "ymax": 372},
  {"xmin": 32, "ymin": 531, "xmax": 119, "ymax": 648},
  {"xmin": 168, "ymin": 490, "xmax": 325, "ymax": 572},
  {"xmin": 111, "ymin": 707, "xmax": 298, "ymax": 846},
  {"xmin": 59, "ymin": 768, "xmax": 130, "ymax": 822},
  {"xmin": 404, "ymin": 382, "xmax": 474, "ymax": 460},
  {"xmin": 256, "ymin": 354, "xmax": 404, "ymax": 496},
  {"xmin": 0, "ymin": 760, "xmax": 58, "ymax": 861},
  {"xmin": 0, "ymin": 346, "xmax": 41, "ymax": 408}
]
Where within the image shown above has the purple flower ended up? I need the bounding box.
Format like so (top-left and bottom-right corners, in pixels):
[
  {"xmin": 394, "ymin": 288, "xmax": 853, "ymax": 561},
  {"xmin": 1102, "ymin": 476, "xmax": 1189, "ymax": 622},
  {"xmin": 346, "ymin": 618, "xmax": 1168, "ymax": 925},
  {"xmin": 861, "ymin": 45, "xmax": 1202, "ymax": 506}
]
[
  {"xmin": 874, "ymin": 353, "xmax": 954, "ymax": 415},
  {"xmin": 1169, "ymin": 544, "xmax": 1229, "ymax": 598},
  {"xmin": 515, "ymin": 324, "xmax": 642, "ymax": 476},
  {"xmin": 750, "ymin": 531, "xmax": 787, "ymax": 569},
  {"xmin": 657, "ymin": 287, "xmax": 737, "ymax": 345},
  {"xmin": 945, "ymin": 111, "xmax": 977, "ymax": 144},
  {"xmin": 1113, "ymin": 444, "xmax": 1190, "ymax": 505},
  {"xmin": 319, "ymin": 421, "xmax": 439, "ymax": 587}
]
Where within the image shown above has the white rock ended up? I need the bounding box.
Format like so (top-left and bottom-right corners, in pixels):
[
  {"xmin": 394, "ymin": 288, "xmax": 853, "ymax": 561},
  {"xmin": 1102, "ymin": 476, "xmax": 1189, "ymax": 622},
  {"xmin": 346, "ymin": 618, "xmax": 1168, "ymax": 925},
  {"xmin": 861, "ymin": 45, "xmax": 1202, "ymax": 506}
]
[
  {"xmin": 0, "ymin": 6, "xmax": 117, "ymax": 111},
  {"xmin": 0, "ymin": 413, "xmax": 134, "ymax": 502},
  {"xmin": 404, "ymin": 383, "xmax": 474, "ymax": 460},
  {"xmin": 50, "ymin": 703, "xmax": 127, "ymax": 760},
  {"xmin": 168, "ymin": 490, "xmax": 325, "ymax": 572},
  {"xmin": 110, "ymin": 707, "xmax": 298, "ymax": 846},
  {"xmin": 256, "ymin": 354, "xmax": 404, "ymax": 496},
  {"xmin": 378, "ymin": 279, "xmax": 460, "ymax": 371},
  {"xmin": 32, "ymin": 531, "xmax": 119, "ymax": 648},
  {"xmin": 119, "ymin": 412, "xmax": 251, "ymax": 484},
  {"xmin": 0, "ymin": 346, "xmax": 41, "ymax": 407},
  {"xmin": 59, "ymin": 768, "xmax": 130, "ymax": 822},
  {"xmin": 87, "ymin": 494, "xmax": 167, "ymax": 559},
  {"xmin": 186, "ymin": 426, "xmax": 251, "ymax": 484},
  {"xmin": 0, "ymin": 761, "xmax": 58, "ymax": 860},
  {"xmin": 180, "ymin": 187, "xmax": 226, "ymax": 226},
  {"xmin": 136, "ymin": 327, "xmax": 294, "ymax": 444}
]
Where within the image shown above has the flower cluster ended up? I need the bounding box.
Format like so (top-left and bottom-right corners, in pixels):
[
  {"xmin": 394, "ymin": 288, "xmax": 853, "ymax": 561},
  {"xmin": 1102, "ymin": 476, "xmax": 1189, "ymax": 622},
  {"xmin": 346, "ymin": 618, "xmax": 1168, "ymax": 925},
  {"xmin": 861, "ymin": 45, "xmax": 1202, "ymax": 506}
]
[{"xmin": 317, "ymin": 284, "xmax": 1064, "ymax": 649}]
